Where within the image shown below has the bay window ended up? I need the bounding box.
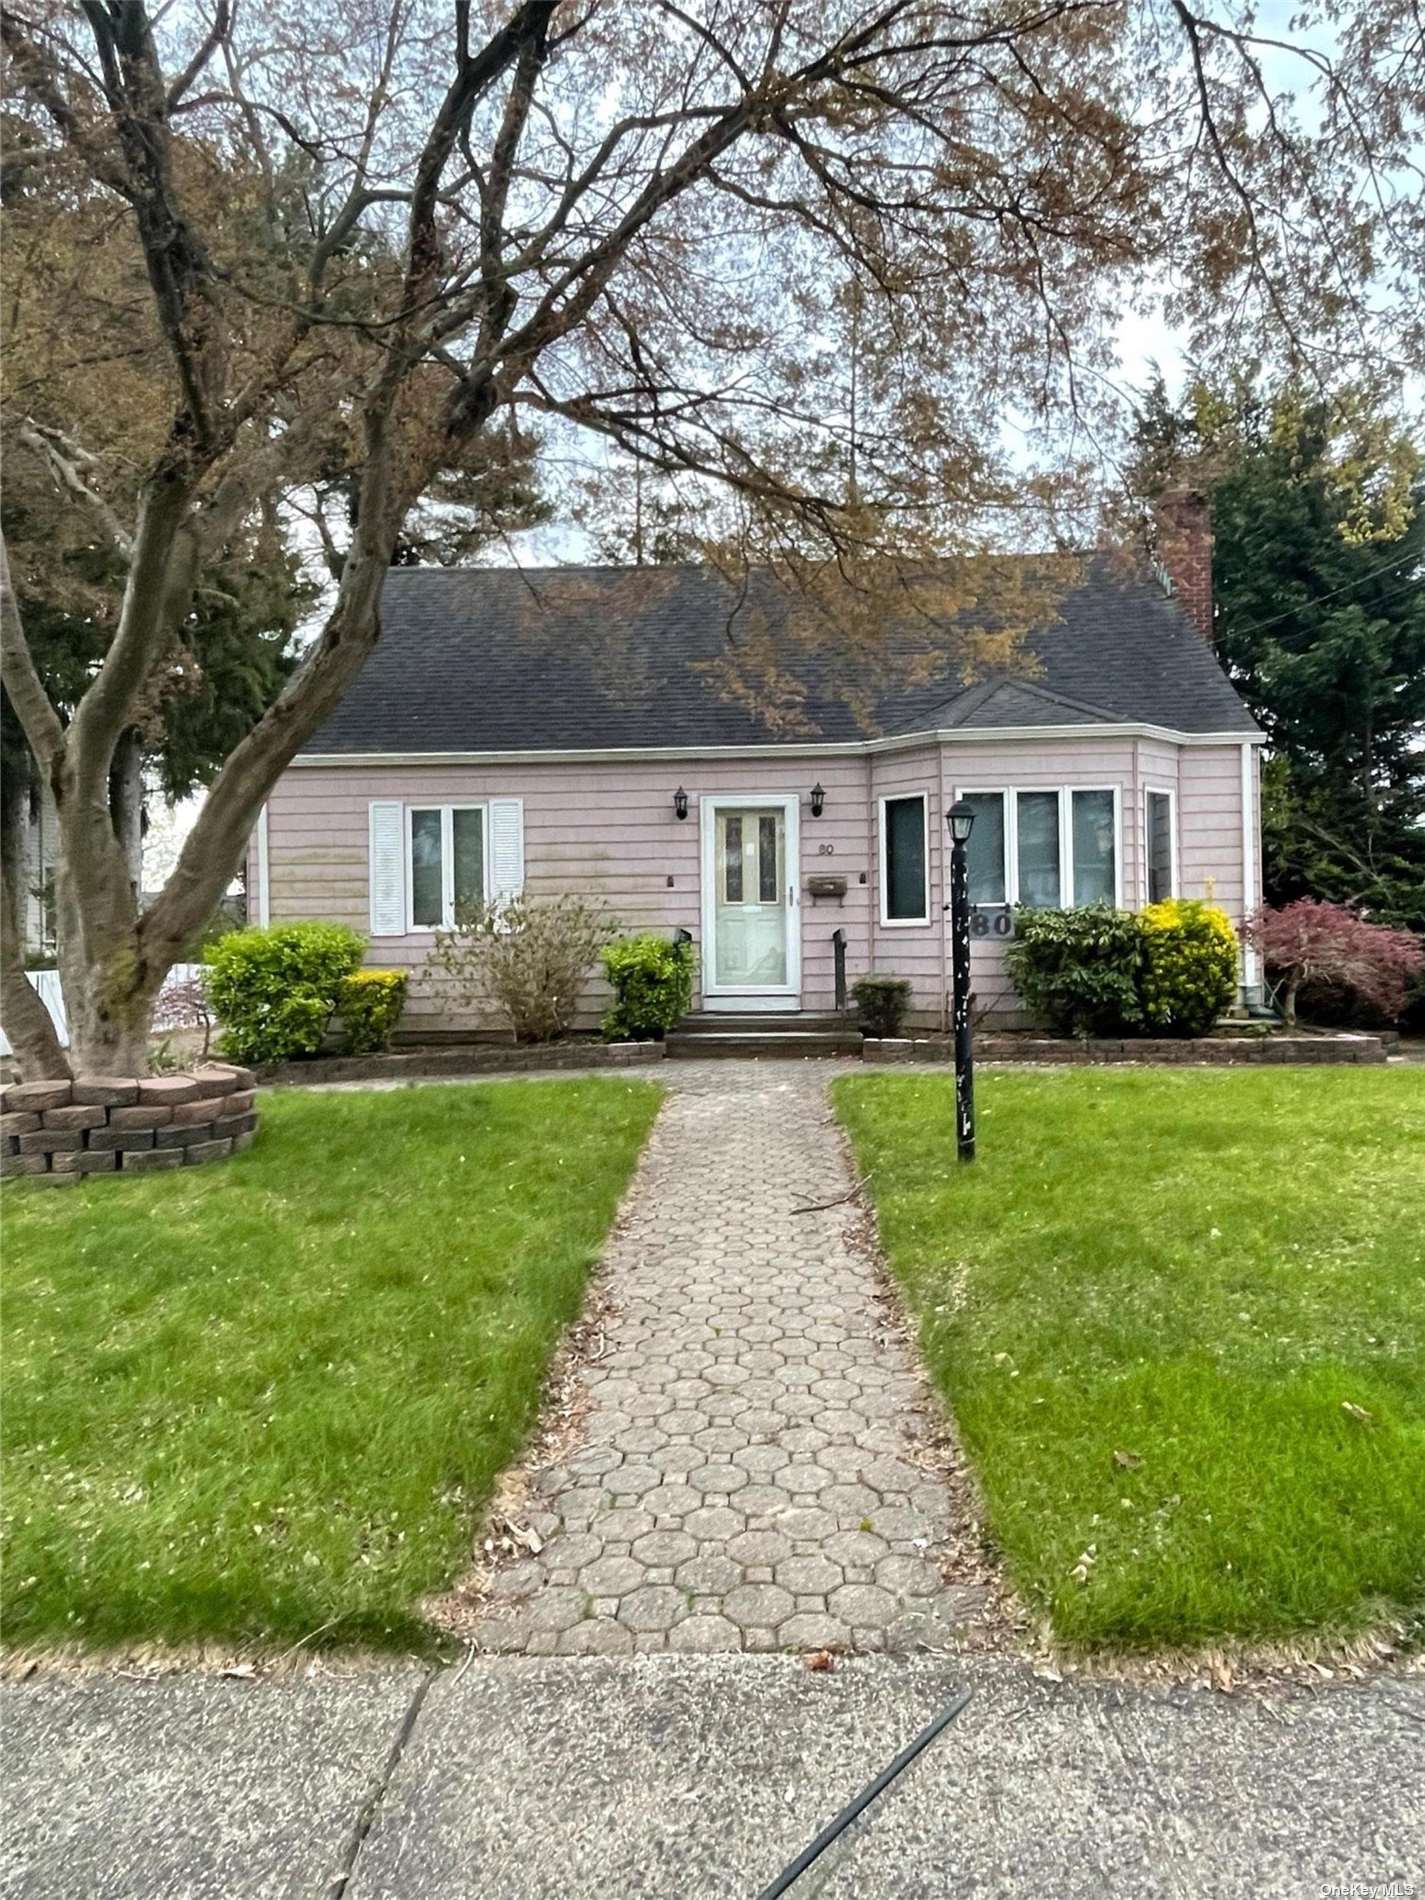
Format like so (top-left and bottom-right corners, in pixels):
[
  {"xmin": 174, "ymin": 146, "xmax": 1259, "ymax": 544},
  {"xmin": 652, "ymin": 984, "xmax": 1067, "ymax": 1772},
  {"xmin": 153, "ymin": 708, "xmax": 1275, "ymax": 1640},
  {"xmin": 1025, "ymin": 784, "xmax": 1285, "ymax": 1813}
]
[
  {"xmin": 1145, "ymin": 788, "xmax": 1177, "ymax": 902},
  {"xmin": 1071, "ymin": 789, "xmax": 1117, "ymax": 905},
  {"xmin": 1015, "ymin": 791, "xmax": 1061, "ymax": 909},
  {"xmin": 957, "ymin": 786, "xmax": 1121, "ymax": 910},
  {"xmin": 961, "ymin": 792, "xmax": 1007, "ymax": 903}
]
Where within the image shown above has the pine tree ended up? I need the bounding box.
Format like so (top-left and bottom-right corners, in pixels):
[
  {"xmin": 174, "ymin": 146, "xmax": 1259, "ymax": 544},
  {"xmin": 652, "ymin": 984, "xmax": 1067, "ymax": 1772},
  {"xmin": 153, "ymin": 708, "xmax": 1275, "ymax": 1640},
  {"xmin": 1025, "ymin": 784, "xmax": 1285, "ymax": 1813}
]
[{"xmin": 1134, "ymin": 377, "xmax": 1425, "ymax": 930}]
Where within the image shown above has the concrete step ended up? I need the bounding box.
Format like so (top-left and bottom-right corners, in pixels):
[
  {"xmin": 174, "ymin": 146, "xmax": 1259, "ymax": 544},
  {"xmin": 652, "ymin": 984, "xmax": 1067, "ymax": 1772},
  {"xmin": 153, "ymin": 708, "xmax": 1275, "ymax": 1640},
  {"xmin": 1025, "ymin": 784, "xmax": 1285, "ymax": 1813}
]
[
  {"xmin": 674, "ymin": 1012, "xmax": 853, "ymax": 1034},
  {"xmin": 665, "ymin": 1029, "xmax": 863, "ymax": 1060}
]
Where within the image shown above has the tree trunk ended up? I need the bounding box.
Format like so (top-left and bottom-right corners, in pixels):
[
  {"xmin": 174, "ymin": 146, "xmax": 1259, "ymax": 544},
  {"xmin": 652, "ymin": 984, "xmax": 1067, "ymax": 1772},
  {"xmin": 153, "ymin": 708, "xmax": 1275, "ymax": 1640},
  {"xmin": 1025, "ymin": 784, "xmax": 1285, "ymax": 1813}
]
[
  {"xmin": 52, "ymin": 827, "xmax": 157, "ymax": 1075},
  {"xmin": 1282, "ymin": 975, "xmax": 1300, "ymax": 1027},
  {"xmin": 6, "ymin": 410, "xmax": 408, "ymax": 1082},
  {"xmin": 60, "ymin": 952, "xmax": 156, "ymax": 1074},
  {"xmin": 110, "ymin": 729, "xmax": 145, "ymax": 897}
]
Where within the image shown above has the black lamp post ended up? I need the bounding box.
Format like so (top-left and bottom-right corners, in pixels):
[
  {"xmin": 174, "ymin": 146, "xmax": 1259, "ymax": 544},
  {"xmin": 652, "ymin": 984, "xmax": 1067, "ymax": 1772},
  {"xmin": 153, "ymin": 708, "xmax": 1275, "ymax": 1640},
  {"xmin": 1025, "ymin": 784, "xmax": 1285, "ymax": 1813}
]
[{"xmin": 946, "ymin": 800, "xmax": 977, "ymax": 1162}]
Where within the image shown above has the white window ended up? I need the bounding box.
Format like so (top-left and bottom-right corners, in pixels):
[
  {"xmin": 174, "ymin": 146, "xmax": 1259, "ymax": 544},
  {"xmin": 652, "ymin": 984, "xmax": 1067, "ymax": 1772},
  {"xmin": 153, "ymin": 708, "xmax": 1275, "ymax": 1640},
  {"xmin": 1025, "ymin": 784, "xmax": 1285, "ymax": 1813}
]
[
  {"xmin": 960, "ymin": 791, "xmax": 1008, "ymax": 903},
  {"xmin": 1071, "ymin": 789, "xmax": 1117, "ymax": 906},
  {"xmin": 1144, "ymin": 787, "xmax": 1177, "ymax": 903},
  {"xmin": 408, "ymin": 804, "xmax": 487, "ymax": 930},
  {"xmin": 879, "ymin": 793, "xmax": 930, "ymax": 925},
  {"xmin": 955, "ymin": 786, "xmax": 1121, "ymax": 909},
  {"xmin": 1016, "ymin": 790, "xmax": 1061, "ymax": 908},
  {"xmin": 368, "ymin": 797, "xmax": 523, "ymax": 937}
]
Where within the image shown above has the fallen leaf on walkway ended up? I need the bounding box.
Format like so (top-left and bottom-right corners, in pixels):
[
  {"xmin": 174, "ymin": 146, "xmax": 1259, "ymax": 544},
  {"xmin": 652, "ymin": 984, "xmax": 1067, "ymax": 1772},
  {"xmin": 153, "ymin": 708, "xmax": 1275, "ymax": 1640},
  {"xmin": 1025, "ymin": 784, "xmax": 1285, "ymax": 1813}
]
[
  {"xmin": 803, "ymin": 1649, "xmax": 836, "ymax": 1672},
  {"xmin": 220, "ymin": 1663, "xmax": 258, "ymax": 1680}
]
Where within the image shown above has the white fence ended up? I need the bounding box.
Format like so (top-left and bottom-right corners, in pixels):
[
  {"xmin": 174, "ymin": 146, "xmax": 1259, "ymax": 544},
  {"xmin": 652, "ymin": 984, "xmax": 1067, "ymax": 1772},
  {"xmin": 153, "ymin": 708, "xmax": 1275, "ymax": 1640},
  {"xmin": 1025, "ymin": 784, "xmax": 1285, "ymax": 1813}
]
[{"xmin": 0, "ymin": 965, "xmax": 203, "ymax": 1059}]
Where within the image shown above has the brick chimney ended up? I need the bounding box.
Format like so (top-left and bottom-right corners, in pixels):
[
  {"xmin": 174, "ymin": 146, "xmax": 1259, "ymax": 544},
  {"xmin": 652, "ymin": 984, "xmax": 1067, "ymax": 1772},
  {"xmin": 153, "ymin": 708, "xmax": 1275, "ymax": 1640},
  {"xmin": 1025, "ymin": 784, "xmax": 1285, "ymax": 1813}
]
[{"xmin": 1153, "ymin": 487, "xmax": 1214, "ymax": 640}]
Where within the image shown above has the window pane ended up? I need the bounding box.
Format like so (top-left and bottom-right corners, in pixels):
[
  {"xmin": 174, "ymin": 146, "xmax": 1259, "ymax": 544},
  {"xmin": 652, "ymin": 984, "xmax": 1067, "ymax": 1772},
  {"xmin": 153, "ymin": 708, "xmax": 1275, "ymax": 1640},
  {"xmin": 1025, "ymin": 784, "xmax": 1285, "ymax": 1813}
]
[
  {"xmin": 452, "ymin": 808, "xmax": 484, "ymax": 915},
  {"xmin": 1072, "ymin": 790, "xmax": 1116, "ymax": 906},
  {"xmin": 410, "ymin": 809, "xmax": 443, "ymax": 927},
  {"xmin": 962, "ymin": 794, "xmax": 1006, "ymax": 903},
  {"xmin": 758, "ymin": 814, "xmax": 778, "ymax": 903},
  {"xmin": 723, "ymin": 814, "xmax": 743, "ymax": 902},
  {"xmin": 1016, "ymin": 791, "xmax": 1061, "ymax": 908},
  {"xmin": 1147, "ymin": 791, "xmax": 1173, "ymax": 903},
  {"xmin": 884, "ymin": 796, "xmax": 927, "ymax": 920}
]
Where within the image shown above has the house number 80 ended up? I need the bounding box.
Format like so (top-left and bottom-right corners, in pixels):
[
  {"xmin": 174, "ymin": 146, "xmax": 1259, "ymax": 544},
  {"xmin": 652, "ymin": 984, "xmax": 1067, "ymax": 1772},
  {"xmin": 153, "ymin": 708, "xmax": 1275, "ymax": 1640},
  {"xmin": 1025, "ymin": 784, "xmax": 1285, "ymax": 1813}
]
[{"xmin": 817, "ymin": 843, "xmax": 835, "ymax": 854}]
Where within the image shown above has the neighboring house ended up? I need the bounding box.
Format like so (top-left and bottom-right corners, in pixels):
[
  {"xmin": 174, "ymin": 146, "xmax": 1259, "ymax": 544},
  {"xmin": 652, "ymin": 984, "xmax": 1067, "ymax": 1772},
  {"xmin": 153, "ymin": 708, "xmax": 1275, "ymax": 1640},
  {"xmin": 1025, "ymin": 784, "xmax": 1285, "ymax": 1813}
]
[
  {"xmin": 21, "ymin": 780, "xmax": 58, "ymax": 958},
  {"xmin": 252, "ymin": 510, "xmax": 1264, "ymax": 1035}
]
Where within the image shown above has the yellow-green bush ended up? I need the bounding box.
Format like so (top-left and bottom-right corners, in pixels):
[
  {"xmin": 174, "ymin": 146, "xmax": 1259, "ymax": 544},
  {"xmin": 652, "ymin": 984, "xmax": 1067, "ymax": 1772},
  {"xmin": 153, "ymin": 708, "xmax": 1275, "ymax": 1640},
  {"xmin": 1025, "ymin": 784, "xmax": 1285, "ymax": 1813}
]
[
  {"xmin": 204, "ymin": 923, "xmax": 367, "ymax": 1064},
  {"xmin": 338, "ymin": 969, "xmax": 408, "ymax": 1054},
  {"xmin": 1139, "ymin": 899, "xmax": 1239, "ymax": 1036}
]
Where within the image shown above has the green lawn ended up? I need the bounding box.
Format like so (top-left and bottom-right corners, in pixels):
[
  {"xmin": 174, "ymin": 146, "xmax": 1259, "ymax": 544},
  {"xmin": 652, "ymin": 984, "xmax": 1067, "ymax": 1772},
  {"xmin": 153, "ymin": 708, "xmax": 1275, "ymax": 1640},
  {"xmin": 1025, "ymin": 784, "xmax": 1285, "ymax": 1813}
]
[
  {"xmin": 834, "ymin": 1067, "xmax": 1425, "ymax": 1652},
  {"xmin": 2, "ymin": 1078, "xmax": 661, "ymax": 1654}
]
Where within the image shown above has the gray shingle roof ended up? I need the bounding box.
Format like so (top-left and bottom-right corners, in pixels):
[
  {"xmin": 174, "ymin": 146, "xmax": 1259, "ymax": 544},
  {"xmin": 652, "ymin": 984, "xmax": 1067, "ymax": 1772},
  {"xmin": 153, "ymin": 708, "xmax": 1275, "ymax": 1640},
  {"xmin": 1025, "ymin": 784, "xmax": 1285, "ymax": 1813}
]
[{"xmin": 303, "ymin": 557, "xmax": 1259, "ymax": 754}]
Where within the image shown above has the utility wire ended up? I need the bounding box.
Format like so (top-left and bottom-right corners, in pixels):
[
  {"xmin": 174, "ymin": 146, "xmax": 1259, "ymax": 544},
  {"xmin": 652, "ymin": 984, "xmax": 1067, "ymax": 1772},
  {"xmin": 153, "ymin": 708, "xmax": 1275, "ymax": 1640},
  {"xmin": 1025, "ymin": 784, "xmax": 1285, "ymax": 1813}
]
[{"xmin": 1219, "ymin": 547, "xmax": 1422, "ymax": 642}]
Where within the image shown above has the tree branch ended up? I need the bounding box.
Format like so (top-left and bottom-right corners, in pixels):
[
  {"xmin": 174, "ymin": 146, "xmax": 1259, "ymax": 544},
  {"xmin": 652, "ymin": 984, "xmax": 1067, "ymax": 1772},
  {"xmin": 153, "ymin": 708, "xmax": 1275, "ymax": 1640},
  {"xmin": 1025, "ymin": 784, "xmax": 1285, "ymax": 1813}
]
[
  {"xmin": 0, "ymin": 531, "xmax": 66, "ymax": 771},
  {"xmin": 14, "ymin": 419, "xmax": 135, "ymax": 558}
]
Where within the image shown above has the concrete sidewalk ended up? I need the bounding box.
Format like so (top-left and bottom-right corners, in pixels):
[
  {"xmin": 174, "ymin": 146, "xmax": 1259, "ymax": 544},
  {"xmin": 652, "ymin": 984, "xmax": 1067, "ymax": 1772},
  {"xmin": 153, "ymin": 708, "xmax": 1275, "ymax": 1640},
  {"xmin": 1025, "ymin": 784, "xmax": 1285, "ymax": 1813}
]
[{"xmin": 4, "ymin": 1656, "xmax": 1421, "ymax": 1898}]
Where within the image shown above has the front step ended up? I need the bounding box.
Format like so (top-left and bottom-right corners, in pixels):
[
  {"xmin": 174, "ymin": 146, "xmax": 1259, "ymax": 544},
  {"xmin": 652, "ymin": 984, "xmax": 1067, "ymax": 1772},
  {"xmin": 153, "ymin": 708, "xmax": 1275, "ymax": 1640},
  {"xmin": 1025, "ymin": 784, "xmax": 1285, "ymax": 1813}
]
[
  {"xmin": 666, "ymin": 1012, "xmax": 863, "ymax": 1059},
  {"xmin": 666, "ymin": 1031, "xmax": 863, "ymax": 1059}
]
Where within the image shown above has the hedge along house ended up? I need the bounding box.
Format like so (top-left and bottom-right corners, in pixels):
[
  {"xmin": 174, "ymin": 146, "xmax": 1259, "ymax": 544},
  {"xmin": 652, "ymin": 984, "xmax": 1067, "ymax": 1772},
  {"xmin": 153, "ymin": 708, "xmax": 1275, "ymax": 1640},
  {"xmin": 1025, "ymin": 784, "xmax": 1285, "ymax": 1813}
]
[{"xmin": 250, "ymin": 512, "xmax": 1264, "ymax": 1037}]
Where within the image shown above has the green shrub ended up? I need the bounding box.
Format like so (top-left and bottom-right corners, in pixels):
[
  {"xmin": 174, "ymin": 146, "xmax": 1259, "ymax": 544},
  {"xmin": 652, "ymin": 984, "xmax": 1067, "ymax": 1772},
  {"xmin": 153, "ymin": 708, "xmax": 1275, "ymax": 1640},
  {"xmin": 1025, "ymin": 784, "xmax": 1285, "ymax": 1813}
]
[
  {"xmin": 852, "ymin": 973, "xmax": 912, "ymax": 1038},
  {"xmin": 338, "ymin": 969, "xmax": 408, "ymax": 1054},
  {"xmin": 1006, "ymin": 905, "xmax": 1145, "ymax": 1038},
  {"xmin": 203, "ymin": 923, "xmax": 367, "ymax": 1065},
  {"xmin": 1139, "ymin": 899, "xmax": 1239, "ymax": 1036},
  {"xmin": 600, "ymin": 934, "xmax": 694, "ymax": 1041}
]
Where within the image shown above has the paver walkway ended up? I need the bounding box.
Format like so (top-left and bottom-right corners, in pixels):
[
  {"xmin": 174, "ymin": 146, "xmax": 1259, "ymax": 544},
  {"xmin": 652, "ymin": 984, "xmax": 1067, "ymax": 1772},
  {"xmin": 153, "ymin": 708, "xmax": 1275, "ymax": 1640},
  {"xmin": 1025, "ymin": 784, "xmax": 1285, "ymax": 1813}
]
[{"xmin": 474, "ymin": 1062, "xmax": 986, "ymax": 1657}]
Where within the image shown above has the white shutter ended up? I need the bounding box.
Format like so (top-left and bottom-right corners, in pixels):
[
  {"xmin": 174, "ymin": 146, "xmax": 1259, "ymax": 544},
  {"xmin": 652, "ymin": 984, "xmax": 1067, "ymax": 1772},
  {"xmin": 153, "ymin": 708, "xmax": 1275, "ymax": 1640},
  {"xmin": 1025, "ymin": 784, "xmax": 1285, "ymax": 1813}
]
[
  {"xmin": 368, "ymin": 801, "xmax": 406, "ymax": 935},
  {"xmin": 489, "ymin": 798, "xmax": 525, "ymax": 904}
]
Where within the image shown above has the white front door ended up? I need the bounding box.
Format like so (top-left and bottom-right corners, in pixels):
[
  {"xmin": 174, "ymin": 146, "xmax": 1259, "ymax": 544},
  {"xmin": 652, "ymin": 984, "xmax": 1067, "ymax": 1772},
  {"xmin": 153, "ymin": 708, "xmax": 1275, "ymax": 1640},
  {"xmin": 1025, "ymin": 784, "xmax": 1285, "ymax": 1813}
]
[{"xmin": 700, "ymin": 795, "xmax": 800, "ymax": 1009}]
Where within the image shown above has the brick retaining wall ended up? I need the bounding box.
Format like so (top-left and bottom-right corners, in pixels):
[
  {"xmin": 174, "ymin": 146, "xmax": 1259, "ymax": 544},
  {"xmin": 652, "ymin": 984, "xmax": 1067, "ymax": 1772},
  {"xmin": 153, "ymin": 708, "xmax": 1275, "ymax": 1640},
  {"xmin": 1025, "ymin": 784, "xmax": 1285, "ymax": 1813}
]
[
  {"xmin": 0, "ymin": 1066, "xmax": 259, "ymax": 1185},
  {"xmin": 863, "ymin": 1033, "xmax": 1388, "ymax": 1066},
  {"xmin": 260, "ymin": 1039, "xmax": 666, "ymax": 1088}
]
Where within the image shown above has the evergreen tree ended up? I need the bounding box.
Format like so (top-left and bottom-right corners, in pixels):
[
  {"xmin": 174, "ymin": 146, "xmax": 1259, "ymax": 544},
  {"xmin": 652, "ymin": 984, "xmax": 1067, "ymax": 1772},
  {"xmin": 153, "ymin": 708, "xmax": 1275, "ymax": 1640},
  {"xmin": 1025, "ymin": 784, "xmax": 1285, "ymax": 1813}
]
[{"xmin": 1134, "ymin": 377, "xmax": 1425, "ymax": 929}]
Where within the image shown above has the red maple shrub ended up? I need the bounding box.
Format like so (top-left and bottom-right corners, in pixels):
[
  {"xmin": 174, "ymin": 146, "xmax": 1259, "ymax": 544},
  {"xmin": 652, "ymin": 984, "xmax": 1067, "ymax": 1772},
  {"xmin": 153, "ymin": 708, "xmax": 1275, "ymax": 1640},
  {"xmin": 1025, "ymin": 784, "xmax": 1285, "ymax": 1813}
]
[{"xmin": 1244, "ymin": 900, "xmax": 1423, "ymax": 1027}]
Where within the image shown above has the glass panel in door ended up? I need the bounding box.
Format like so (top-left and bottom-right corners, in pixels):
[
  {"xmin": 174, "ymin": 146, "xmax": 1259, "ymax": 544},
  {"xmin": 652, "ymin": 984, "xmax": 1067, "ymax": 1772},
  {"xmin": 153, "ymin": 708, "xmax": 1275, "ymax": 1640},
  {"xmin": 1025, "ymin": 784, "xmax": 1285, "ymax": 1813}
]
[{"xmin": 714, "ymin": 806, "xmax": 788, "ymax": 986}]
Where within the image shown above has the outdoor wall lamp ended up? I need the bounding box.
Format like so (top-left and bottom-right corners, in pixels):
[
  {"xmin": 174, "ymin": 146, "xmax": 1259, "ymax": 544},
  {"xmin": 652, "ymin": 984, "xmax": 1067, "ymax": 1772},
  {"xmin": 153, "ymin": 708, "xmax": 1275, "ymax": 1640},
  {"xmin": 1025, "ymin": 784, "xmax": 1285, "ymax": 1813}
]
[
  {"xmin": 673, "ymin": 786, "xmax": 689, "ymax": 820},
  {"xmin": 810, "ymin": 782, "xmax": 825, "ymax": 817},
  {"xmin": 946, "ymin": 800, "xmax": 978, "ymax": 1161}
]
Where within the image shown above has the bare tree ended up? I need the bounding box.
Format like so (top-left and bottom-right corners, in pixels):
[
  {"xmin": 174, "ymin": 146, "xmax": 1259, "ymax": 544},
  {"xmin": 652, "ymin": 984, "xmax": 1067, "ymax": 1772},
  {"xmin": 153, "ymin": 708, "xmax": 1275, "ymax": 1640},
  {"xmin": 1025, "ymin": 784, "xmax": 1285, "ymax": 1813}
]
[{"xmin": 1, "ymin": 0, "xmax": 1418, "ymax": 1076}]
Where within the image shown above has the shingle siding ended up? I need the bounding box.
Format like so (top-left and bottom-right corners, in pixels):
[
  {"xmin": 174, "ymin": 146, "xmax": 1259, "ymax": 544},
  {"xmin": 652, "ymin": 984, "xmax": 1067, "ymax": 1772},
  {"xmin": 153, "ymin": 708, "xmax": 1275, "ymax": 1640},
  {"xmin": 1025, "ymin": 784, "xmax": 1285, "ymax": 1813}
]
[{"xmin": 265, "ymin": 734, "xmax": 1259, "ymax": 1032}]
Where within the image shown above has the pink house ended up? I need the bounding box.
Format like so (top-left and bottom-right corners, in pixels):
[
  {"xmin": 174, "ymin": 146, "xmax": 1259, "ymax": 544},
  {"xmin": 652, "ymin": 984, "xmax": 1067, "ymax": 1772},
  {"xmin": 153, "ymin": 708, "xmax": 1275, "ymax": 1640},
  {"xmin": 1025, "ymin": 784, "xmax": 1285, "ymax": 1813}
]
[{"xmin": 252, "ymin": 539, "xmax": 1264, "ymax": 1037}]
